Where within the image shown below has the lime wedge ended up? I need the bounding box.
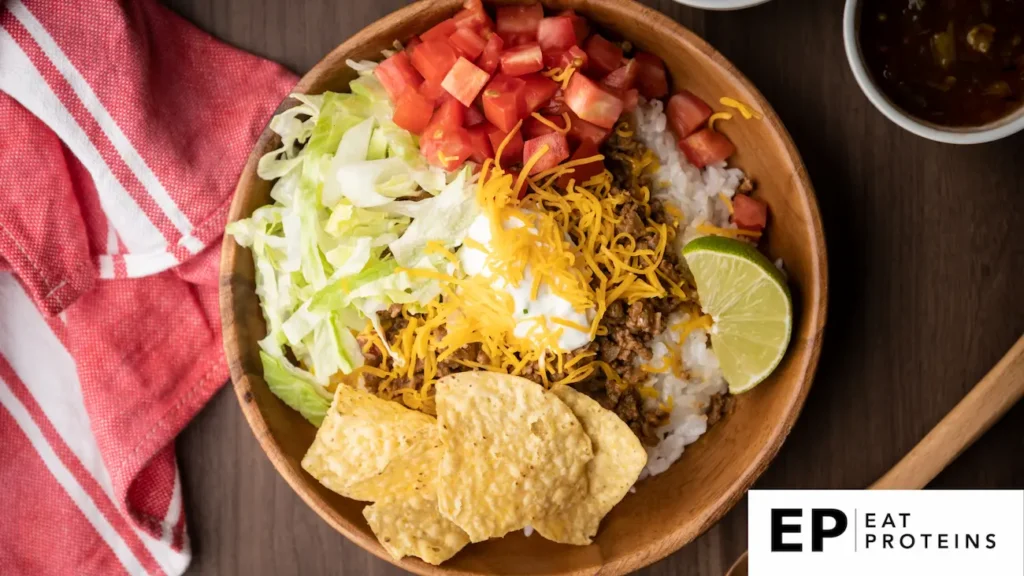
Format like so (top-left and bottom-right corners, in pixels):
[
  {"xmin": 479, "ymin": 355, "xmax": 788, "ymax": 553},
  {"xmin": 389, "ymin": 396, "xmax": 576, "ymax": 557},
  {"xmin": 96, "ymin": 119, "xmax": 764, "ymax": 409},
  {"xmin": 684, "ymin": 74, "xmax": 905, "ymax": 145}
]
[{"xmin": 682, "ymin": 235, "xmax": 792, "ymax": 394}]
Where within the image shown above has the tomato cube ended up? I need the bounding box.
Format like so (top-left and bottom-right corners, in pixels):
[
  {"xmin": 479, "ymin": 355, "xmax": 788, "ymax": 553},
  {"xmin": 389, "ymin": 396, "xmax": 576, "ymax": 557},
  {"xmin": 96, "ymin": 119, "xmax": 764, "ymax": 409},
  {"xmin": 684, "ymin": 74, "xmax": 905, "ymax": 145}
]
[
  {"xmin": 422, "ymin": 128, "xmax": 474, "ymax": 171},
  {"xmin": 503, "ymin": 33, "xmax": 536, "ymax": 47},
  {"xmin": 421, "ymin": 18, "xmax": 458, "ymax": 43},
  {"xmin": 564, "ymin": 73, "xmax": 624, "ymax": 129},
  {"xmin": 393, "ymin": 90, "xmax": 435, "ymax": 134},
  {"xmin": 410, "ymin": 40, "xmax": 459, "ymax": 84},
  {"xmin": 453, "ymin": 4, "xmax": 493, "ymax": 33},
  {"xmin": 374, "ymin": 51, "xmax": 423, "ymax": 101},
  {"xmin": 450, "ymin": 27, "xmax": 487, "ymax": 59},
  {"xmin": 465, "ymin": 104, "xmax": 486, "ymax": 126},
  {"xmin": 523, "ymin": 115, "xmax": 566, "ymax": 140},
  {"xmin": 584, "ymin": 34, "xmax": 624, "ymax": 77},
  {"xmin": 732, "ymin": 194, "xmax": 768, "ymax": 231},
  {"xmin": 602, "ymin": 59, "xmax": 638, "ymax": 91},
  {"xmin": 405, "ymin": 36, "xmax": 423, "ymax": 52},
  {"xmin": 667, "ymin": 90, "xmax": 713, "ymax": 140},
  {"xmin": 442, "ymin": 57, "xmax": 491, "ymax": 106},
  {"xmin": 523, "ymin": 132, "xmax": 570, "ymax": 174},
  {"xmin": 482, "ymin": 75, "xmax": 526, "ymax": 132},
  {"xmin": 566, "ymin": 110, "xmax": 610, "ymax": 145},
  {"xmin": 558, "ymin": 10, "xmax": 590, "ymax": 44},
  {"xmin": 678, "ymin": 128, "xmax": 735, "ymax": 169},
  {"xmin": 465, "ymin": 125, "xmax": 494, "ymax": 164},
  {"xmin": 418, "ymin": 79, "xmax": 446, "ymax": 106},
  {"xmin": 541, "ymin": 88, "xmax": 568, "ymax": 115},
  {"xmin": 521, "ymin": 73, "xmax": 560, "ymax": 114},
  {"xmin": 551, "ymin": 45, "xmax": 588, "ymax": 70},
  {"xmin": 486, "ymin": 123, "xmax": 524, "ymax": 164},
  {"xmin": 537, "ymin": 16, "xmax": 576, "ymax": 54},
  {"xmin": 477, "ymin": 34, "xmax": 504, "ymax": 74},
  {"xmin": 425, "ymin": 98, "xmax": 467, "ymax": 138},
  {"xmin": 500, "ymin": 43, "xmax": 544, "ymax": 76},
  {"xmin": 557, "ymin": 140, "xmax": 604, "ymax": 189},
  {"xmin": 635, "ymin": 52, "xmax": 669, "ymax": 98},
  {"xmin": 621, "ymin": 88, "xmax": 639, "ymax": 113},
  {"xmin": 496, "ymin": 3, "xmax": 543, "ymax": 39}
]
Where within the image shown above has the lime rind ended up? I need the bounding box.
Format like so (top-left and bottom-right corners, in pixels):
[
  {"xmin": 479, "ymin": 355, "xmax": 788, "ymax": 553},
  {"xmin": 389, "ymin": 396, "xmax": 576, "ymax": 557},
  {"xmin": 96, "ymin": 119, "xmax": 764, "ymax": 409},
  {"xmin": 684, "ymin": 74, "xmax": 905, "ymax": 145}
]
[{"xmin": 682, "ymin": 235, "xmax": 793, "ymax": 394}]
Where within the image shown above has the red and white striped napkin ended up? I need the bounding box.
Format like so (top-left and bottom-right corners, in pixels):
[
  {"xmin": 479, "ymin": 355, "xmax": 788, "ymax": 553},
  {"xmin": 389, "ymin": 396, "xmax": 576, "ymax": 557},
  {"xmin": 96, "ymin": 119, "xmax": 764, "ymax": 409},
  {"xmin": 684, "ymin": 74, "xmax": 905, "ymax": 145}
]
[{"xmin": 0, "ymin": 0, "xmax": 296, "ymax": 573}]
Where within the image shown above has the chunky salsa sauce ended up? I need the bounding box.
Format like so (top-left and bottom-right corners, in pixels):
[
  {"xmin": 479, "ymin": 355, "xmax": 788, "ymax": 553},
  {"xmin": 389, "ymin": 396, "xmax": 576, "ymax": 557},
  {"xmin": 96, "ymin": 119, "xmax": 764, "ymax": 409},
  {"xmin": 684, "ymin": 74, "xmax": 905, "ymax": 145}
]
[{"xmin": 860, "ymin": 0, "xmax": 1024, "ymax": 127}]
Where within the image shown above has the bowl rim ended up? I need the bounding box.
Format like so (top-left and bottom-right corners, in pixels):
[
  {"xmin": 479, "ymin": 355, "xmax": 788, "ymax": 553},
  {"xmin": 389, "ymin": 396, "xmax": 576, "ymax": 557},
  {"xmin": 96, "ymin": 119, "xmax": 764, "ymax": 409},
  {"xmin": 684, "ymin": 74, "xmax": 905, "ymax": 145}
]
[
  {"xmin": 842, "ymin": 0, "xmax": 1024, "ymax": 145},
  {"xmin": 220, "ymin": 1, "xmax": 828, "ymax": 574},
  {"xmin": 672, "ymin": 0, "xmax": 771, "ymax": 10}
]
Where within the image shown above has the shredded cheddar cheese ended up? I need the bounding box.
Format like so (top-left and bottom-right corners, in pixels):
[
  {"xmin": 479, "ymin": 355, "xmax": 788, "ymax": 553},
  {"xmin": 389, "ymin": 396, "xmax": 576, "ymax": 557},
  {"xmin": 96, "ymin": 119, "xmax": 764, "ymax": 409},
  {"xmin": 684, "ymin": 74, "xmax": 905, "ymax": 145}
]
[
  {"xmin": 530, "ymin": 112, "xmax": 571, "ymax": 134},
  {"xmin": 362, "ymin": 121, "xmax": 703, "ymax": 414},
  {"xmin": 719, "ymin": 97, "xmax": 763, "ymax": 120},
  {"xmin": 718, "ymin": 192, "xmax": 734, "ymax": 215},
  {"xmin": 708, "ymin": 111, "xmax": 733, "ymax": 131}
]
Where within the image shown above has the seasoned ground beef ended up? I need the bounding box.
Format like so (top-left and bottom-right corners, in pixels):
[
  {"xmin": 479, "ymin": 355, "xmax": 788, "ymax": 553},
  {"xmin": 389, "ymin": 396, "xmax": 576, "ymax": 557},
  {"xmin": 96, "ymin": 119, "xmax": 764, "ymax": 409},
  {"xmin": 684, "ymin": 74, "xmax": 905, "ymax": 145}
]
[{"xmin": 706, "ymin": 393, "xmax": 735, "ymax": 427}]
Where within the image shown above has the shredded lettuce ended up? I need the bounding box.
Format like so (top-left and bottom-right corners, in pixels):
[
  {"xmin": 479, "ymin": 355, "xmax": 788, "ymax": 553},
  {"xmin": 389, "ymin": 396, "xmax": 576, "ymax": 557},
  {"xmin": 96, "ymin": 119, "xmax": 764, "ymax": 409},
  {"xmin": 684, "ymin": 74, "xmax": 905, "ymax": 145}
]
[{"xmin": 228, "ymin": 65, "xmax": 482, "ymax": 424}]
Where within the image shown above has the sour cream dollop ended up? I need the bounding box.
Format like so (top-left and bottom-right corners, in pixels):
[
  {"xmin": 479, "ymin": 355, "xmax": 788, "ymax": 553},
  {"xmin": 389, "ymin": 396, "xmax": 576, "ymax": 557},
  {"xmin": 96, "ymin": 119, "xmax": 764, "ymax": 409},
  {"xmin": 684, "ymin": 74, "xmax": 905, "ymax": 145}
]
[{"xmin": 458, "ymin": 213, "xmax": 593, "ymax": 353}]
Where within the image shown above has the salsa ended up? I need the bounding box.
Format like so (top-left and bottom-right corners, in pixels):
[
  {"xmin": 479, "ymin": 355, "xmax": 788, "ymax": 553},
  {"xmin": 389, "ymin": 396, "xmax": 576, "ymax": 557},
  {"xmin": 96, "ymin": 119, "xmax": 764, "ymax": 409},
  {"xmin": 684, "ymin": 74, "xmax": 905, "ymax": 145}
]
[{"xmin": 860, "ymin": 0, "xmax": 1024, "ymax": 127}]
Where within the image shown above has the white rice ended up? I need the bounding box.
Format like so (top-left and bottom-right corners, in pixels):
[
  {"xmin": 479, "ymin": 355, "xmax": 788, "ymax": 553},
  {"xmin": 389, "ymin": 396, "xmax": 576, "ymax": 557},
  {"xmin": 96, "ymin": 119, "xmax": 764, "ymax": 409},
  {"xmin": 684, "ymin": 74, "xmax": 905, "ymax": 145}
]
[{"xmin": 631, "ymin": 98, "xmax": 748, "ymax": 479}]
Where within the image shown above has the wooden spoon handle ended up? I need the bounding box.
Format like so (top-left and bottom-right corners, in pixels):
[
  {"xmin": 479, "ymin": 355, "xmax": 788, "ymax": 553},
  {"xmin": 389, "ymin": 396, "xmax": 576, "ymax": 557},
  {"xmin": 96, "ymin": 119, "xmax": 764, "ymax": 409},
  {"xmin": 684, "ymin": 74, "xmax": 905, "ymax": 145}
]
[{"xmin": 869, "ymin": 334, "xmax": 1024, "ymax": 490}]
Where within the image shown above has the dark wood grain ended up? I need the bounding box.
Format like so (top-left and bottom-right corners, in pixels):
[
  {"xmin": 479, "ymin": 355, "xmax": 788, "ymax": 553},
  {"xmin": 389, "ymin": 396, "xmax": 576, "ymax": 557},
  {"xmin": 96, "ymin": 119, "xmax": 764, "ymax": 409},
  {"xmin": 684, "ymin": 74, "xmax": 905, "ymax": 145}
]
[{"xmin": 169, "ymin": 0, "xmax": 1024, "ymax": 574}]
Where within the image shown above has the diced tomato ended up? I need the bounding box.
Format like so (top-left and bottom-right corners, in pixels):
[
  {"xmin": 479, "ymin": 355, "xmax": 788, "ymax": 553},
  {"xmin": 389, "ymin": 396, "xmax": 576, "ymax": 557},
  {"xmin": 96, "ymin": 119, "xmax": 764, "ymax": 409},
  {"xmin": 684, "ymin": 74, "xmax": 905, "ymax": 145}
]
[
  {"xmin": 678, "ymin": 128, "xmax": 736, "ymax": 169},
  {"xmin": 503, "ymin": 33, "xmax": 536, "ymax": 47},
  {"xmin": 732, "ymin": 194, "xmax": 767, "ymax": 231},
  {"xmin": 541, "ymin": 88, "xmax": 568, "ymax": 115},
  {"xmin": 556, "ymin": 140, "xmax": 604, "ymax": 189},
  {"xmin": 584, "ymin": 34, "xmax": 623, "ymax": 77},
  {"xmin": 500, "ymin": 43, "xmax": 544, "ymax": 76},
  {"xmin": 418, "ymin": 79, "xmax": 446, "ymax": 106},
  {"xmin": 374, "ymin": 51, "xmax": 423, "ymax": 101},
  {"xmin": 453, "ymin": 2, "xmax": 493, "ymax": 33},
  {"xmin": 450, "ymin": 27, "xmax": 487, "ymax": 59},
  {"xmin": 421, "ymin": 18, "xmax": 458, "ymax": 43},
  {"xmin": 405, "ymin": 36, "xmax": 423, "ymax": 52},
  {"xmin": 523, "ymin": 132, "xmax": 570, "ymax": 175},
  {"xmin": 622, "ymin": 88, "xmax": 639, "ymax": 112},
  {"xmin": 481, "ymin": 75, "xmax": 526, "ymax": 132},
  {"xmin": 537, "ymin": 16, "xmax": 576, "ymax": 55},
  {"xmin": 465, "ymin": 104, "xmax": 485, "ymax": 126},
  {"xmin": 666, "ymin": 90, "xmax": 713, "ymax": 140},
  {"xmin": 564, "ymin": 73, "xmax": 623, "ymax": 129},
  {"xmin": 523, "ymin": 114, "xmax": 566, "ymax": 140},
  {"xmin": 634, "ymin": 52, "xmax": 669, "ymax": 98},
  {"xmin": 521, "ymin": 73, "xmax": 560, "ymax": 114},
  {"xmin": 550, "ymin": 45, "xmax": 587, "ymax": 70},
  {"xmin": 465, "ymin": 125, "xmax": 494, "ymax": 164},
  {"xmin": 421, "ymin": 127, "xmax": 474, "ymax": 171},
  {"xmin": 558, "ymin": 10, "xmax": 590, "ymax": 44},
  {"xmin": 410, "ymin": 40, "xmax": 459, "ymax": 83},
  {"xmin": 495, "ymin": 3, "xmax": 543, "ymax": 40},
  {"xmin": 602, "ymin": 59, "xmax": 638, "ymax": 91},
  {"xmin": 441, "ymin": 57, "xmax": 491, "ymax": 106},
  {"xmin": 566, "ymin": 110, "xmax": 610, "ymax": 145},
  {"xmin": 486, "ymin": 123, "xmax": 524, "ymax": 164},
  {"xmin": 393, "ymin": 90, "xmax": 435, "ymax": 134},
  {"xmin": 425, "ymin": 97, "xmax": 467, "ymax": 135},
  {"xmin": 477, "ymin": 34, "xmax": 504, "ymax": 74}
]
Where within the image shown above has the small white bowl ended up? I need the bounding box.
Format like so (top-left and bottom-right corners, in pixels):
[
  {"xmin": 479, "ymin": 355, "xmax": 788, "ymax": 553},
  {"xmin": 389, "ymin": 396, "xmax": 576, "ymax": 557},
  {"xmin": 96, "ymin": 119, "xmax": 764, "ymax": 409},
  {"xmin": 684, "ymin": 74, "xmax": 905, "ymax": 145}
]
[
  {"xmin": 843, "ymin": 0, "xmax": 1024, "ymax": 144},
  {"xmin": 673, "ymin": 0, "xmax": 770, "ymax": 11}
]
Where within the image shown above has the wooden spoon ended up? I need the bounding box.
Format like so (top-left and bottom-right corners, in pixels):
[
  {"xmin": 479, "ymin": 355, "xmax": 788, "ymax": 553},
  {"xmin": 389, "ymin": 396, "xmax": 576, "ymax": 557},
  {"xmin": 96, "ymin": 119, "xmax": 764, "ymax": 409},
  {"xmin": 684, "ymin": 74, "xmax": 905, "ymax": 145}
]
[{"xmin": 725, "ymin": 333, "xmax": 1024, "ymax": 576}]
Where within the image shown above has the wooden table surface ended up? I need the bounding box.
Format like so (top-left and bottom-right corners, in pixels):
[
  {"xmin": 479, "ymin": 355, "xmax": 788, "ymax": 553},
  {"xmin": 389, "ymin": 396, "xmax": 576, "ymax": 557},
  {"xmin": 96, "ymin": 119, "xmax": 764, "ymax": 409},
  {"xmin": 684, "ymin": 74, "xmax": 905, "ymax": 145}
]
[{"xmin": 166, "ymin": 0, "xmax": 1024, "ymax": 574}]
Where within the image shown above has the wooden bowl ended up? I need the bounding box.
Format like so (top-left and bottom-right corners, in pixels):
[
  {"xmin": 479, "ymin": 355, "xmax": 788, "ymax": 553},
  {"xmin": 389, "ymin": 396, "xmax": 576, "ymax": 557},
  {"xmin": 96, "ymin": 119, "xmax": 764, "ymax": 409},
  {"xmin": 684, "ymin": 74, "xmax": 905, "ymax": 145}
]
[{"xmin": 219, "ymin": 1, "xmax": 827, "ymax": 573}]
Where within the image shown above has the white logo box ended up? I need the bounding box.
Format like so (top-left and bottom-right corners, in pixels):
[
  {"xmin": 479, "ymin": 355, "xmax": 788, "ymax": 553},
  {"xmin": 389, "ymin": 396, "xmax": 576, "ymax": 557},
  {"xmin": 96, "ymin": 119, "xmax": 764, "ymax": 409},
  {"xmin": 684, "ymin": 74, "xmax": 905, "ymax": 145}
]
[{"xmin": 748, "ymin": 490, "xmax": 1024, "ymax": 575}]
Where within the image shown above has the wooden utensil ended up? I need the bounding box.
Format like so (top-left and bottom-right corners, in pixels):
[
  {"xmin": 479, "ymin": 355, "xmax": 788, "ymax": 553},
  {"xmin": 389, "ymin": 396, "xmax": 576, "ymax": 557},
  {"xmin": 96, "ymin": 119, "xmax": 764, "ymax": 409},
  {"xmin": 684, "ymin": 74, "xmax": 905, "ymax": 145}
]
[
  {"xmin": 726, "ymin": 333, "xmax": 1024, "ymax": 576},
  {"xmin": 219, "ymin": 1, "xmax": 827, "ymax": 574}
]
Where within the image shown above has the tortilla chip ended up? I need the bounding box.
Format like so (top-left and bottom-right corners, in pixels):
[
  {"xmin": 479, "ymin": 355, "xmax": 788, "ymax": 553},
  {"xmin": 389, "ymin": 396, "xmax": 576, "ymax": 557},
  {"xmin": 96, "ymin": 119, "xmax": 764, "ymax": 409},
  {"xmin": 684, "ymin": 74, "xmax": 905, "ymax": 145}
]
[
  {"xmin": 435, "ymin": 372, "xmax": 593, "ymax": 542},
  {"xmin": 533, "ymin": 386, "xmax": 648, "ymax": 545},
  {"xmin": 301, "ymin": 384, "xmax": 435, "ymax": 499},
  {"xmin": 364, "ymin": 493, "xmax": 471, "ymax": 566}
]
